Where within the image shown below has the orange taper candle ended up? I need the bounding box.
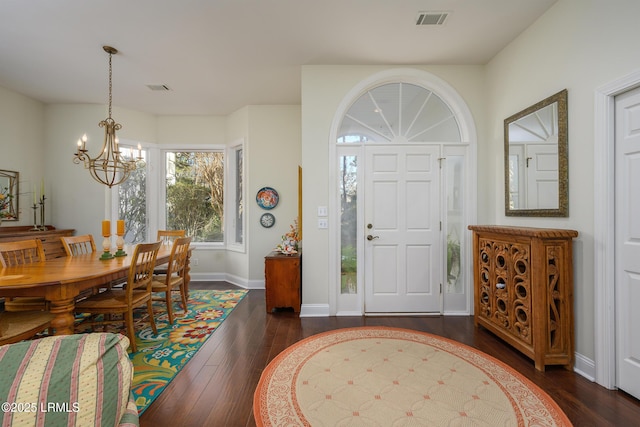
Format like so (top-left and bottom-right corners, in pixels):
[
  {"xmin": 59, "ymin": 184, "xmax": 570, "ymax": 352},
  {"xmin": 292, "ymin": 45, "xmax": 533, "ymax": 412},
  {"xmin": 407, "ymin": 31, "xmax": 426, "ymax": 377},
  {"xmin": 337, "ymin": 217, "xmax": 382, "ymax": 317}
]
[
  {"xmin": 102, "ymin": 220, "xmax": 111, "ymax": 237},
  {"xmin": 117, "ymin": 220, "xmax": 125, "ymax": 235}
]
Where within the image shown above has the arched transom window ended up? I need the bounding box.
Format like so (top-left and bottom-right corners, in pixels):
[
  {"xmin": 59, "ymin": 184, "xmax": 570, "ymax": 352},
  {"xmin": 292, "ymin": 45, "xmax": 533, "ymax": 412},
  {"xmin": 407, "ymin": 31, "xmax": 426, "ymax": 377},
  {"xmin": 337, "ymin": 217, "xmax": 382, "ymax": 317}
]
[{"xmin": 337, "ymin": 82, "xmax": 461, "ymax": 144}]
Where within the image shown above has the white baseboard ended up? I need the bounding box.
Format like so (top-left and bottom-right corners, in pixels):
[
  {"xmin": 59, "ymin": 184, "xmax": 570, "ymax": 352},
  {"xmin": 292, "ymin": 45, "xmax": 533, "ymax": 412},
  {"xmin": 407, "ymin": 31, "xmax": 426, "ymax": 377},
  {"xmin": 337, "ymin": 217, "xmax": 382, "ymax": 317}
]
[
  {"xmin": 336, "ymin": 310, "xmax": 365, "ymax": 316},
  {"xmin": 573, "ymin": 352, "xmax": 596, "ymax": 382},
  {"xmin": 300, "ymin": 304, "xmax": 330, "ymax": 317},
  {"xmin": 189, "ymin": 272, "xmax": 226, "ymax": 282},
  {"xmin": 190, "ymin": 273, "xmax": 264, "ymax": 290}
]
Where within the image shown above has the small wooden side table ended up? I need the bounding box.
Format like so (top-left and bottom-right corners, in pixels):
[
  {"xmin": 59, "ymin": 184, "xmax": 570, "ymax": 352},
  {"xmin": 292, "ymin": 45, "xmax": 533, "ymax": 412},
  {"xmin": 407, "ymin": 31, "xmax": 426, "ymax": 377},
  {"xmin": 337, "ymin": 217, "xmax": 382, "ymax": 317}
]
[{"xmin": 264, "ymin": 251, "xmax": 301, "ymax": 313}]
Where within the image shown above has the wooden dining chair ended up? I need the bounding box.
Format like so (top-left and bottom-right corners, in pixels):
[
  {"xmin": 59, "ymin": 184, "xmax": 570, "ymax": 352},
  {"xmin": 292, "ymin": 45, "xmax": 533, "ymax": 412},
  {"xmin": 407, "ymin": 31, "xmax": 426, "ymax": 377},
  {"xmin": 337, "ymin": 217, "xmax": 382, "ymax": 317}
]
[
  {"xmin": 0, "ymin": 310, "xmax": 54, "ymax": 346},
  {"xmin": 155, "ymin": 230, "xmax": 186, "ymax": 274},
  {"xmin": 157, "ymin": 229, "xmax": 186, "ymax": 244},
  {"xmin": 61, "ymin": 234, "xmax": 97, "ymax": 256},
  {"xmin": 0, "ymin": 239, "xmax": 49, "ymax": 312},
  {"xmin": 151, "ymin": 236, "xmax": 192, "ymax": 324},
  {"xmin": 74, "ymin": 241, "xmax": 162, "ymax": 353}
]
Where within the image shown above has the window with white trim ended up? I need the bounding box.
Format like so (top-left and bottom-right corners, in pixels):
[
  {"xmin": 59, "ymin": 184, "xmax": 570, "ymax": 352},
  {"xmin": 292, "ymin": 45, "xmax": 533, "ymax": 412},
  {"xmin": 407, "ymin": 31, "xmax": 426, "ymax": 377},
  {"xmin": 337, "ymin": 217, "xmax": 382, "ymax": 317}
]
[{"xmin": 163, "ymin": 150, "xmax": 224, "ymax": 243}]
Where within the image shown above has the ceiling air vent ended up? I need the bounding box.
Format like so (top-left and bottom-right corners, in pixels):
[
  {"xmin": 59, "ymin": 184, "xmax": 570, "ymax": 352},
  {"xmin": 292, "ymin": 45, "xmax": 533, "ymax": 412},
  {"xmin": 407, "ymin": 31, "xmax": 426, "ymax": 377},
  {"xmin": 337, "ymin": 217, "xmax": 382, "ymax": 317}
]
[
  {"xmin": 146, "ymin": 84, "xmax": 172, "ymax": 91},
  {"xmin": 416, "ymin": 11, "xmax": 449, "ymax": 26}
]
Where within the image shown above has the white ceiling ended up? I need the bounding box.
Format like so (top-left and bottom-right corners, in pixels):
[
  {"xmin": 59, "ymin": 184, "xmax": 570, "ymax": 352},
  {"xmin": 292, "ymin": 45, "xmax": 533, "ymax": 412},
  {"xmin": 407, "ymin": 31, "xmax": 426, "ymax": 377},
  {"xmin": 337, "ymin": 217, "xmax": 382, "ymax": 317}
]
[{"xmin": 0, "ymin": 0, "xmax": 557, "ymax": 116}]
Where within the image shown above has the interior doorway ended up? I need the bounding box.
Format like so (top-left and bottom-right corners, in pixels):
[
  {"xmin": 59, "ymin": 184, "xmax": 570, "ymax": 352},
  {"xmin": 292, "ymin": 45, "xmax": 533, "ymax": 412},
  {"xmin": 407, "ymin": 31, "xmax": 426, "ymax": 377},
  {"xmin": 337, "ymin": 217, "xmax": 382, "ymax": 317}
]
[
  {"xmin": 594, "ymin": 70, "xmax": 640, "ymax": 392},
  {"xmin": 613, "ymin": 85, "xmax": 640, "ymax": 400}
]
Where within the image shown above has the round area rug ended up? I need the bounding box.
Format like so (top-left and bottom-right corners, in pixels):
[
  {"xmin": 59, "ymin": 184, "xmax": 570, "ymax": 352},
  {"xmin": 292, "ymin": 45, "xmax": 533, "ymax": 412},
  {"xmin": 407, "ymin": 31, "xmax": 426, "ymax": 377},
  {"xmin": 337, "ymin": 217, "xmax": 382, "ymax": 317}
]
[{"xmin": 253, "ymin": 327, "xmax": 571, "ymax": 426}]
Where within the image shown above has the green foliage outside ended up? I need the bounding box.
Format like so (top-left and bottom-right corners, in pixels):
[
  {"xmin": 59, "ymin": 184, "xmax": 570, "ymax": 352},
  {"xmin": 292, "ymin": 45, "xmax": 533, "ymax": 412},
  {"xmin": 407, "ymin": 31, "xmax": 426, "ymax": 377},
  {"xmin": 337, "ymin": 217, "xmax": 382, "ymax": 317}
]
[
  {"xmin": 119, "ymin": 154, "xmax": 147, "ymax": 243},
  {"xmin": 166, "ymin": 152, "xmax": 224, "ymax": 242}
]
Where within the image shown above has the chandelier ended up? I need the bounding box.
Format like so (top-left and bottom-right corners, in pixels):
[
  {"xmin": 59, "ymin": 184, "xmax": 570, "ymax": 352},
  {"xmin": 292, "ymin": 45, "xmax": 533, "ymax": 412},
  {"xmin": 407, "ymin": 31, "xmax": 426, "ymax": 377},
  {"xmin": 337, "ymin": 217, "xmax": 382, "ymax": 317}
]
[{"xmin": 73, "ymin": 46, "xmax": 143, "ymax": 188}]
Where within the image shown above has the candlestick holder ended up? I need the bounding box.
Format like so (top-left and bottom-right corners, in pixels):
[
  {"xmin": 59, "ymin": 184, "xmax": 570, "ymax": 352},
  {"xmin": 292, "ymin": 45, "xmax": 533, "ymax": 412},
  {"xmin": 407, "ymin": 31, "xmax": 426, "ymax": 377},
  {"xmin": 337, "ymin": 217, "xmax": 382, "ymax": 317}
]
[
  {"xmin": 100, "ymin": 235, "xmax": 114, "ymax": 260},
  {"xmin": 31, "ymin": 203, "xmax": 39, "ymax": 231},
  {"xmin": 38, "ymin": 195, "xmax": 47, "ymax": 231},
  {"xmin": 114, "ymin": 233, "xmax": 127, "ymax": 257}
]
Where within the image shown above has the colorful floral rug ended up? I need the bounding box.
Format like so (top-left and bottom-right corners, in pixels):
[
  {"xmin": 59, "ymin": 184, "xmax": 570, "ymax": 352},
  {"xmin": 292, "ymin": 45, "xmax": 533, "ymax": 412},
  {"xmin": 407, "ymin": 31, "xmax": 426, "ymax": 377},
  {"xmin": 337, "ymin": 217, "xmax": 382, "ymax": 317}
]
[
  {"xmin": 254, "ymin": 326, "xmax": 571, "ymax": 426},
  {"xmin": 78, "ymin": 289, "xmax": 248, "ymax": 414}
]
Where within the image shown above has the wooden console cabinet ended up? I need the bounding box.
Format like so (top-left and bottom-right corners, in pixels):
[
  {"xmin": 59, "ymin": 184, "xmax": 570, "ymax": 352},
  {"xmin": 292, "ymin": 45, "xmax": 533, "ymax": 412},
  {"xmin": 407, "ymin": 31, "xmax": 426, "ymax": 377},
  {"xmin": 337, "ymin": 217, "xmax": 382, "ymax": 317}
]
[
  {"xmin": 264, "ymin": 251, "xmax": 301, "ymax": 313},
  {"xmin": 0, "ymin": 226, "xmax": 74, "ymax": 260},
  {"xmin": 468, "ymin": 225, "xmax": 578, "ymax": 371}
]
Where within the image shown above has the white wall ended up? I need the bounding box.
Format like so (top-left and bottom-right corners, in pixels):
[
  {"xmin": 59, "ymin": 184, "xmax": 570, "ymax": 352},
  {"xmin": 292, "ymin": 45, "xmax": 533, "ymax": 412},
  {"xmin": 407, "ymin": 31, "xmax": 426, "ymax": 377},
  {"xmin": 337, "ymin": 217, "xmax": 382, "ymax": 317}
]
[
  {"xmin": 300, "ymin": 65, "xmax": 486, "ymax": 309},
  {"xmin": 247, "ymin": 105, "xmax": 301, "ymax": 283},
  {"xmin": 485, "ymin": 0, "xmax": 640, "ymax": 363},
  {"xmin": 0, "ymin": 85, "xmax": 45, "ymax": 227}
]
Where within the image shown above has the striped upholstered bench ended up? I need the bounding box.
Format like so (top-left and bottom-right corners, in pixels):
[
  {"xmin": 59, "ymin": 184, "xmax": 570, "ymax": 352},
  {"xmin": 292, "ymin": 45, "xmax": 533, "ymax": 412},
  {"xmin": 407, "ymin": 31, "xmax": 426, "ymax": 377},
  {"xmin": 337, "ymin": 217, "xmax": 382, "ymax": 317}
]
[{"xmin": 0, "ymin": 332, "xmax": 139, "ymax": 426}]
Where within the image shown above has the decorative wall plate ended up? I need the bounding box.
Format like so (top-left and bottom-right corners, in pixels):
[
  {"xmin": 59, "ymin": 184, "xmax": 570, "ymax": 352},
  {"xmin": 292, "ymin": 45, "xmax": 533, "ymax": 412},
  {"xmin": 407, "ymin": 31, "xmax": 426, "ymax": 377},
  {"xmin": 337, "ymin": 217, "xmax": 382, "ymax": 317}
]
[
  {"xmin": 256, "ymin": 187, "xmax": 279, "ymax": 210},
  {"xmin": 260, "ymin": 213, "xmax": 275, "ymax": 228}
]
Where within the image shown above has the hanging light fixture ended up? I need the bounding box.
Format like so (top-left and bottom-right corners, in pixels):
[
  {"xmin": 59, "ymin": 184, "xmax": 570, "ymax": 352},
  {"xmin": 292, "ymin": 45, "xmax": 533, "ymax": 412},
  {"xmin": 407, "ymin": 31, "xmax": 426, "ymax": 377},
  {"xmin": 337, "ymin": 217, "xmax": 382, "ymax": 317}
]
[{"xmin": 73, "ymin": 46, "xmax": 143, "ymax": 188}]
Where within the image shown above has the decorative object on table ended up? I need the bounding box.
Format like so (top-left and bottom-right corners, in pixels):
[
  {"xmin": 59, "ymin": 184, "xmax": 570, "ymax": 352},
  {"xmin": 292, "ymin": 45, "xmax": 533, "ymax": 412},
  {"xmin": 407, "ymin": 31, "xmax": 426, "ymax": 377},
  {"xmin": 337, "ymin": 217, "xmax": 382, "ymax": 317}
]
[
  {"xmin": 28, "ymin": 180, "xmax": 48, "ymax": 231},
  {"xmin": 114, "ymin": 219, "xmax": 127, "ymax": 257},
  {"xmin": 0, "ymin": 169, "xmax": 18, "ymax": 222},
  {"xmin": 72, "ymin": 46, "xmax": 144, "ymax": 188},
  {"xmin": 30, "ymin": 203, "xmax": 39, "ymax": 231},
  {"xmin": 275, "ymin": 218, "xmax": 300, "ymax": 254},
  {"xmin": 256, "ymin": 186, "xmax": 279, "ymax": 209},
  {"xmin": 253, "ymin": 327, "xmax": 572, "ymax": 427},
  {"xmin": 260, "ymin": 212, "xmax": 275, "ymax": 228},
  {"xmin": 100, "ymin": 219, "xmax": 114, "ymax": 260},
  {"xmin": 38, "ymin": 194, "xmax": 47, "ymax": 231}
]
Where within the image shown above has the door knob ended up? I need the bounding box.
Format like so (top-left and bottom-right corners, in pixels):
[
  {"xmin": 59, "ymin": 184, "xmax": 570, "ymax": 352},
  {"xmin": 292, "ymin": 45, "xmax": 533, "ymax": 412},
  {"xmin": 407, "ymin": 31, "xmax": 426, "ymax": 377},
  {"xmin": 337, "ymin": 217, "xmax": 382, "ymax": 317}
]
[{"xmin": 367, "ymin": 235, "xmax": 379, "ymax": 241}]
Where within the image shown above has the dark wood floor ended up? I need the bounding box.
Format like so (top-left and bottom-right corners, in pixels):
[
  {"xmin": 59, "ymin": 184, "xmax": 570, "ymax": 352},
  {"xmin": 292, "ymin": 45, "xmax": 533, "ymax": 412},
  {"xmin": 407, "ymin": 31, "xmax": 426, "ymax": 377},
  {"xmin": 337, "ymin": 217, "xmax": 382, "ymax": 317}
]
[{"xmin": 140, "ymin": 282, "xmax": 640, "ymax": 427}]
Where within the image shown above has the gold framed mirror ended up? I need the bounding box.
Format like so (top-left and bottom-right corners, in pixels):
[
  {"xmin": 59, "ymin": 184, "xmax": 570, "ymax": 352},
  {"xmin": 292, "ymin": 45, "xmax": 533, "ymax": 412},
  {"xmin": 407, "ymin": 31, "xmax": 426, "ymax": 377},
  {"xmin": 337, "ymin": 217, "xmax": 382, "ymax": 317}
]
[
  {"xmin": 504, "ymin": 89, "xmax": 568, "ymax": 217},
  {"xmin": 0, "ymin": 169, "xmax": 19, "ymax": 221}
]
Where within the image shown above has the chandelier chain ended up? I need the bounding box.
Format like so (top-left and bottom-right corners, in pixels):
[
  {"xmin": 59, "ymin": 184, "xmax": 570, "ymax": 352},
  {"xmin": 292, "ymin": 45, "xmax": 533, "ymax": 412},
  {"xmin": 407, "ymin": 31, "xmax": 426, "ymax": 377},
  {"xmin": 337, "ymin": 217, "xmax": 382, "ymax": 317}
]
[{"xmin": 108, "ymin": 50, "xmax": 113, "ymax": 119}]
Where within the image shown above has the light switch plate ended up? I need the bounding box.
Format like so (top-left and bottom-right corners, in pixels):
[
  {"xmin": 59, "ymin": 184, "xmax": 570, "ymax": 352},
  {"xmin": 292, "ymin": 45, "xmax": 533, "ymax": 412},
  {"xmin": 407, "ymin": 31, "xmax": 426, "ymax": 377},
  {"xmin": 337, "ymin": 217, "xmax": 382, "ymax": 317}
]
[{"xmin": 317, "ymin": 206, "xmax": 328, "ymax": 217}]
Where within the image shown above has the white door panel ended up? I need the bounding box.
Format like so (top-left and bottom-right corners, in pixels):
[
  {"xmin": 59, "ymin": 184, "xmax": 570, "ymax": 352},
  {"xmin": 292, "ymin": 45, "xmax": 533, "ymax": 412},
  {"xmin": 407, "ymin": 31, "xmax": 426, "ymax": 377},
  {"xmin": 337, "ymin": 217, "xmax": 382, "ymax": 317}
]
[
  {"xmin": 365, "ymin": 145, "xmax": 441, "ymax": 313},
  {"xmin": 526, "ymin": 144, "xmax": 558, "ymax": 209},
  {"xmin": 615, "ymin": 86, "xmax": 640, "ymax": 400}
]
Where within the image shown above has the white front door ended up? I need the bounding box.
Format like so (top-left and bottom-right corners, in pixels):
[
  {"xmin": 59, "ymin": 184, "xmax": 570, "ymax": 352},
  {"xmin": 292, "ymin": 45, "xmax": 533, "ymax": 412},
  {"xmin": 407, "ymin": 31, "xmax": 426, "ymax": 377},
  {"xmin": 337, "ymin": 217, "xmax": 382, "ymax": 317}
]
[
  {"xmin": 615, "ymin": 86, "xmax": 640, "ymax": 400},
  {"xmin": 364, "ymin": 145, "xmax": 441, "ymax": 313}
]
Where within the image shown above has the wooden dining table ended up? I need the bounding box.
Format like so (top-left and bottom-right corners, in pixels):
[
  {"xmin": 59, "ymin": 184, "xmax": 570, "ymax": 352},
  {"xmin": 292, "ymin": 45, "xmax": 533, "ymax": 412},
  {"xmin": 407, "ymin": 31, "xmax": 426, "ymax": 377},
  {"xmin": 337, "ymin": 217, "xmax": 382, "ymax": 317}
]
[{"xmin": 0, "ymin": 244, "xmax": 189, "ymax": 335}]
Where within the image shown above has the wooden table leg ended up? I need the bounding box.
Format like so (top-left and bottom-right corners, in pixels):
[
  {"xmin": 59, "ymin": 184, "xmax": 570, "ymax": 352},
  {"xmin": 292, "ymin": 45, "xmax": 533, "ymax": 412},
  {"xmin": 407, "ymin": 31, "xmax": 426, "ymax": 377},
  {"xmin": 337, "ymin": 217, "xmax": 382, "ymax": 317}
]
[{"xmin": 49, "ymin": 298, "xmax": 76, "ymax": 335}]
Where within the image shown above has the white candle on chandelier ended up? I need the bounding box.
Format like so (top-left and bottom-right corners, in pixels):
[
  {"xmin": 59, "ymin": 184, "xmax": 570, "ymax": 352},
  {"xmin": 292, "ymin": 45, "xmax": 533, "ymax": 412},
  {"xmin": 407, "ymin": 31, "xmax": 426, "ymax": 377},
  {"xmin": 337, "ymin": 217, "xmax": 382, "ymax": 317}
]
[{"xmin": 138, "ymin": 143, "xmax": 142, "ymax": 159}]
